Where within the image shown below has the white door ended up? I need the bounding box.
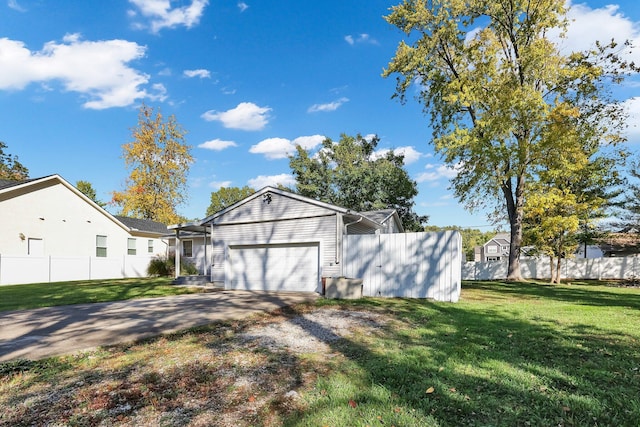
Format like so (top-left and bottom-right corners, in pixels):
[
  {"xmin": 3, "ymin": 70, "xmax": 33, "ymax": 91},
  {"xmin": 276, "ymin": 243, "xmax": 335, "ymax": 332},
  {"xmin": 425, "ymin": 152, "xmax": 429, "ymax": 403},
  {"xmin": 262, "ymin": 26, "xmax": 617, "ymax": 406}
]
[{"xmin": 228, "ymin": 243, "xmax": 319, "ymax": 292}]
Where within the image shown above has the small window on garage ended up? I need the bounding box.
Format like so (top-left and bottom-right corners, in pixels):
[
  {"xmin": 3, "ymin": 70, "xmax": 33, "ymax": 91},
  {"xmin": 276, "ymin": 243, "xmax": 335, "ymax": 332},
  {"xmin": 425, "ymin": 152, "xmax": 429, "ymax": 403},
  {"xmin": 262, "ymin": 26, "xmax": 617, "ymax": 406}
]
[
  {"xmin": 148, "ymin": 239, "xmax": 154, "ymax": 253},
  {"xmin": 182, "ymin": 240, "xmax": 193, "ymax": 258},
  {"xmin": 96, "ymin": 235, "xmax": 107, "ymax": 257},
  {"xmin": 127, "ymin": 238, "xmax": 136, "ymax": 255}
]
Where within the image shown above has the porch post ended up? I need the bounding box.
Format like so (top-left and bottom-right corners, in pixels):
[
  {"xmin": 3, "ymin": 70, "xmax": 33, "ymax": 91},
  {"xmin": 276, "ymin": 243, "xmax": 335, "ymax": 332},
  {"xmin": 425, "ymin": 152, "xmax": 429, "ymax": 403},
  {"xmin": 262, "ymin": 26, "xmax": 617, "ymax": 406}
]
[
  {"xmin": 174, "ymin": 229, "xmax": 181, "ymax": 279},
  {"xmin": 202, "ymin": 227, "xmax": 207, "ymax": 276}
]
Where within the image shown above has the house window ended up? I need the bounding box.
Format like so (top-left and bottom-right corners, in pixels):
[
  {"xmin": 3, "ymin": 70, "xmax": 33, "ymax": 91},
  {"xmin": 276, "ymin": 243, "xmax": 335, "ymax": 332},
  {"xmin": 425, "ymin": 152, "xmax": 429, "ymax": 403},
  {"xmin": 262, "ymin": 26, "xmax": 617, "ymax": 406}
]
[
  {"xmin": 96, "ymin": 235, "xmax": 107, "ymax": 257},
  {"xmin": 127, "ymin": 238, "xmax": 137, "ymax": 255},
  {"xmin": 28, "ymin": 238, "xmax": 44, "ymax": 256},
  {"xmin": 148, "ymin": 240, "xmax": 154, "ymax": 253},
  {"xmin": 502, "ymin": 245, "xmax": 508, "ymax": 251},
  {"xmin": 487, "ymin": 256, "xmax": 500, "ymax": 262},
  {"xmin": 487, "ymin": 245, "xmax": 498, "ymax": 254},
  {"xmin": 182, "ymin": 240, "xmax": 193, "ymax": 258}
]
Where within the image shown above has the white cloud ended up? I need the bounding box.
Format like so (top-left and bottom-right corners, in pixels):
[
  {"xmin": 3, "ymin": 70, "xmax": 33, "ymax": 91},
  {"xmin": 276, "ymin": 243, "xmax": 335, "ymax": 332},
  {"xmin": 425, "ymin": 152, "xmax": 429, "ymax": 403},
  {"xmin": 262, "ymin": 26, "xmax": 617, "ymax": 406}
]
[
  {"xmin": 8, "ymin": 0, "xmax": 26, "ymax": 12},
  {"xmin": 209, "ymin": 180, "xmax": 232, "ymax": 190},
  {"xmin": 238, "ymin": 2, "xmax": 249, "ymax": 12},
  {"xmin": 198, "ymin": 138, "xmax": 238, "ymax": 150},
  {"xmin": 549, "ymin": 1, "xmax": 640, "ymax": 63},
  {"xmin": 372, "ymin": 146, "xmax": 423, "ymax": 165},
  {"xmin": 416, "ymin": 163, "xmax": 459, "ymax": 183},
  {"xmin": 308, "ymin": 97, "xmax": 349, "ymax": 113},
  {"xmin": 249, "ymin": 135, "xmax": 325, "ymax": 160},
  {"xmin": 184, "ymin": 69, "xmax": 210, "ymax": 78},
  {"xmin": 201, "ymin": 102, "xmax": 271, "ymax": 131},
  {"xmin": 344, "ymin": 33, "xmax": 378, "ymax": 46},
  {"xmin": 248, "ymin": 173, "xmax": 295, "ymax": 189},
  {"xmin": 0, "ymin": 34, "xmax": 157, "ymax": 109},
  {"xmin": 129, "ymin": 0, "xmax": 209, "ymax": 33}
]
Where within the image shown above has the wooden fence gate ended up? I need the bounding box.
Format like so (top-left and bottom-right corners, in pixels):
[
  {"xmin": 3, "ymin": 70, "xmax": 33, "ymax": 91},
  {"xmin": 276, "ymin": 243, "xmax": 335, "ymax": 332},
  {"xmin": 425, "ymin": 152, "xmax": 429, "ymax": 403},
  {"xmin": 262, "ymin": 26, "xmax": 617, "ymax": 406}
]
[{"xmin": 342, "ymin": 231, "xmax": 461, "ymax": 302}]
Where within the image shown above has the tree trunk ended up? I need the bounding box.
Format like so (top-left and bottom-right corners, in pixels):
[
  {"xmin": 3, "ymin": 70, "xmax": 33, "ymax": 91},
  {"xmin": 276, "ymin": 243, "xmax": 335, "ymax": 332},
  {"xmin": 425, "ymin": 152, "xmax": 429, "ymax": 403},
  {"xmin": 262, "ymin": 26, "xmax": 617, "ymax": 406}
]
[
  {"xmin": 549, "ymin": 256, "xmax": 556, "ymax": 283},
  {"xmin": 503, "ymin": 175, "xmax": 525, "ymax": 281},
  {"xmin": 556, "ymin": 256, "xmax": 562, "ymax": 284}
]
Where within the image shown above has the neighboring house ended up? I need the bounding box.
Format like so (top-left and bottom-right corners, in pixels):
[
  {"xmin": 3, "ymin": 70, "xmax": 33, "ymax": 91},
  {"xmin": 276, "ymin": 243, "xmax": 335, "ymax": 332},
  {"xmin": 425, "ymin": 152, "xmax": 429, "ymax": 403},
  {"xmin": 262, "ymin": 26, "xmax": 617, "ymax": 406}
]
[
  {"xmin": 170, "ymin": 186, "xmax": 403, "ymax": 292},
  {"xmin": 474, "ymin": 233, "xmax": 511, "ymax": 262},
  {"xmin": 0, "ymin": 175, "xmax": 169, "ymax": 259},
  {"xmin": 597, "ymin": 233, "xmax": 640, "ymax": 257}
]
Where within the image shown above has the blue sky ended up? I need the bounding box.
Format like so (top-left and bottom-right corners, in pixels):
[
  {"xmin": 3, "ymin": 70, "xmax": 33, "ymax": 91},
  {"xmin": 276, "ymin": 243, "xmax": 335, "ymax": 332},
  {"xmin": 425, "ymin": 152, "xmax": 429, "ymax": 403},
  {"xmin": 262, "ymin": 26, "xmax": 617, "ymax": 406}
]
[{"xmin": 2, "ymin": 0, "xmax": 640, "ymax": 227}]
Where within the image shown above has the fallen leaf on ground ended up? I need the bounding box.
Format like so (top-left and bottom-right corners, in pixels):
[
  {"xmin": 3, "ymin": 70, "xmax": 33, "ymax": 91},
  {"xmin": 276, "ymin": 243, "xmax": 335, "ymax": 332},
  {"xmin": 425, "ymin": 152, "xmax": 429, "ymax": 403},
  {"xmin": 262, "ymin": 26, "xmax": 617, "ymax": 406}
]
[
  {"xmin": 426, "ymin": 387, "xmax": 435, "ymax": 394},
  {"xmin": 348, "ymin": 399, "xmax": 357, "ymax": 408}
]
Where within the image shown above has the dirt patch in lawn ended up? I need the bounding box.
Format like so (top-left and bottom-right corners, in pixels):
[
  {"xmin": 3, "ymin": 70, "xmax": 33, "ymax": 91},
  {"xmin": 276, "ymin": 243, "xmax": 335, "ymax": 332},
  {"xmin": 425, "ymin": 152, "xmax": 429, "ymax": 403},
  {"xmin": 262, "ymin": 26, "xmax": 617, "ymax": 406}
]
[{"xmin": 0, "ymin": 306, "xmax": 388, "ymax": 427}]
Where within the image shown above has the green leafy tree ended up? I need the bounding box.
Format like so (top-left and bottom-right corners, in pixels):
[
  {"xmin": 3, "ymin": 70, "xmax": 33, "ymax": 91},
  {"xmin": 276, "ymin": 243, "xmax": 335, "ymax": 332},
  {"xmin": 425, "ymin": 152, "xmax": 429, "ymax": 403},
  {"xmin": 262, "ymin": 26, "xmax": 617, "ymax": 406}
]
[
  {"xmin": 0, "ymin": 142, "xmax": 29, "ymax": 181},
  {"xmin": 289, "ymin": 133, "xmax": 427, "ymax": 231},
  {"xmin": 112, "ymin": 103, "xmax": 193, "ymax": 224},
  {"xmin": 206, "ymin": 186, "xmax": 255, "ymax": 216},
  {"xmin": 76, "ymin": 180, "xmax": 106, "ymax": 208},
  {"xmin": 425, "ymin": 225, "xmax": 495, "ymax": 261},
  {"xmin": 384, "ymin": 0, "xmax": 634, "ymax": 280},
  {"xmin": 616, "ymin": 158, "xmax": 640, "ymax": 233}
]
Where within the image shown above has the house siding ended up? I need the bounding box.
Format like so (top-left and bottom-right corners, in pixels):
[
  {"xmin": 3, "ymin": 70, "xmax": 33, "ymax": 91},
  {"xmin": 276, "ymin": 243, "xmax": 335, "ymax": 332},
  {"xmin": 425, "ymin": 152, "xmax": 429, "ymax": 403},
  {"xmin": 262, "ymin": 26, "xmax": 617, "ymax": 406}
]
[
  {"xmin": 0, "ymin": 179, "xmax": 167, "ymax": 258},
  {"xmin": 210, "ymin": 215, "xmax": 339, "ymax": 285}
]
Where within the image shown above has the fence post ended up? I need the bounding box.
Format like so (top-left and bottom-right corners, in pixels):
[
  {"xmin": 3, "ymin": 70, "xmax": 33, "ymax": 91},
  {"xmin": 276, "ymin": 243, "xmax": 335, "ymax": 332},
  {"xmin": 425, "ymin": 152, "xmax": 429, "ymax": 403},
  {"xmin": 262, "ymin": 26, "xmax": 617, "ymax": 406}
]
[{"xmin": 48, "ymin": 255, "xmax": 52, "ymax": 283}]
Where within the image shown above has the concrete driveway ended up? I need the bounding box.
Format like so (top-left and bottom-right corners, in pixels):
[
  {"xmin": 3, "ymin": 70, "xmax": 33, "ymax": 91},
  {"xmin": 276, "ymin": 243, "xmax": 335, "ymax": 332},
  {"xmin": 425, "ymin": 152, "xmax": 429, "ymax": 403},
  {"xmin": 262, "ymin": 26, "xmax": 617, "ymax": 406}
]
[{"xmin": 0, "ymin": 290, "xmax": 318, "ymax": 362}]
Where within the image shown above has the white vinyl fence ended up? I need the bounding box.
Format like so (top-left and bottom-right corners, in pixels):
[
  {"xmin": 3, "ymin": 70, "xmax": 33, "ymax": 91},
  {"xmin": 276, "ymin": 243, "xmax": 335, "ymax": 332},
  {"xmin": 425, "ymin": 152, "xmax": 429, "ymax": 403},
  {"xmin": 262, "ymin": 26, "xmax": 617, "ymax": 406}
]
[
  {"xmin": 0, "ymin": 255, "xmax": 154, "ymax": 285},
  {"xmin": 343, "ymin": 231, "xmax": 462, "ymax": 302},
  {"xmin": 463, "ymin": 256, "xmax": 640, "ymax": 281}
]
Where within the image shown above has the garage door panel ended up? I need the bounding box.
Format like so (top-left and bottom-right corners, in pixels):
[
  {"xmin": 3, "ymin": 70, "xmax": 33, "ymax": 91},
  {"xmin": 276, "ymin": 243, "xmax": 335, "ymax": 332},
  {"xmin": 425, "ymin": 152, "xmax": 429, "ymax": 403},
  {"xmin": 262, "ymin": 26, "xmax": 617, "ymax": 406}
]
[{"xmin": 229, "ymin": 243, "xmax": 319, "ymax": 292}]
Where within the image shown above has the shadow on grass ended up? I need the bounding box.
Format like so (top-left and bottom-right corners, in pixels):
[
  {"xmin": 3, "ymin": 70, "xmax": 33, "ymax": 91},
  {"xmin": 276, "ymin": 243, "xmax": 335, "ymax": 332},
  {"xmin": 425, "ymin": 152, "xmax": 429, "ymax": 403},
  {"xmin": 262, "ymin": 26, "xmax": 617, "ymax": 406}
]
[{"xmin": 285, "ymin": 294, "xmax": 640, "ymax": 426}]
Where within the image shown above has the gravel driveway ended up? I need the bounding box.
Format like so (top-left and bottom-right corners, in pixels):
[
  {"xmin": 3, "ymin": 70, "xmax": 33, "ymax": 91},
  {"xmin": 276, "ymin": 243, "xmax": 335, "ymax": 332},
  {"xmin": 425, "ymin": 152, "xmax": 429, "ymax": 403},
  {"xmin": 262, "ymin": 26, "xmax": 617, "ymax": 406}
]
[{"xmin": 0, "ymin": 290, "xmax": 318, "ymax": 362}]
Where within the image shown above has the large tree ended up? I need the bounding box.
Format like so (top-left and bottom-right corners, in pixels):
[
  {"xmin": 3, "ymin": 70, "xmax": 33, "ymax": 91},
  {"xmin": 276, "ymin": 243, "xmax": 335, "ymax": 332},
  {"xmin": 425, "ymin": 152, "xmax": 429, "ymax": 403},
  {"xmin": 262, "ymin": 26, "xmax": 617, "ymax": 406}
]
[
  {"xmin": 0, "ymin": 142, "xmax": 29, "ymax": 181},
  {"xmin": 289, "ymin": 133, "xmax": 427, "ymax": 231},
  {"xmin": 384, "ymin": 0, "xmax": 633, "ymax": 279},
  {"xmin": 206, "ymin": 186, "xmax": 255, "ymax": 216},
  {"xmin": 112, "ymin": 104, "xmax": 193, "ymax": 224}
]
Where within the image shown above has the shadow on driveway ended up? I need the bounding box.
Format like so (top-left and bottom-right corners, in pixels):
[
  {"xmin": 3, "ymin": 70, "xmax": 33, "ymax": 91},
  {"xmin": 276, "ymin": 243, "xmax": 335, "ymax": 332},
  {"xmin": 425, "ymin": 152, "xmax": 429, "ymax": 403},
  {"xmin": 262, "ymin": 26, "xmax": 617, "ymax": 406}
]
[{"xmin": 0, "ymin": 290, "xmax": 318, "ymax": 362}]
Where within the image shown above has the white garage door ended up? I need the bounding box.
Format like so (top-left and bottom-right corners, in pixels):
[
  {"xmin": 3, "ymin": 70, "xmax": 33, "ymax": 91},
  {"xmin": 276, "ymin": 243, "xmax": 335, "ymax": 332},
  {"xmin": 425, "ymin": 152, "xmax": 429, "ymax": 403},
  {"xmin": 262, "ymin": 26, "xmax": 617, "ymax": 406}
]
[{"xmin": 228, "ymin": 242, "xmax": 319, "ymax": 292}]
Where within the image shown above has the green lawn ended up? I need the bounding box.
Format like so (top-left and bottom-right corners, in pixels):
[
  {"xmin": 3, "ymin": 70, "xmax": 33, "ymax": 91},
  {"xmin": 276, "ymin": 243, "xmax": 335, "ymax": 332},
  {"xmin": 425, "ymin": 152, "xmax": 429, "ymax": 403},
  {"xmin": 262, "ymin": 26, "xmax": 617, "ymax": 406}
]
[
  {"xmin": 0, "ymin": 277, "xmax": 205, "ymax": 312},
  {"xmin": 293, "ymin": 280, "xmax": 640, "ymax": 426},
  {"xmin": 1, "ymin": 280, "xmax": 639, "ymax": 426}
]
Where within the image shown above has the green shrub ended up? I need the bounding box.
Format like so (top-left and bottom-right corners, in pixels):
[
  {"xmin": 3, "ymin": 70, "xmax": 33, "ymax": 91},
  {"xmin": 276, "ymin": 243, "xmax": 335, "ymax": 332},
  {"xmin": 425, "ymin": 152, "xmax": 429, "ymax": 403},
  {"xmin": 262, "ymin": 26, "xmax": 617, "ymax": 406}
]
[
  {"xmin": 147, "ymin": 255, "xmax": 174, "ymax": 277},
  {"xmin": 147, "ymin": 254, "xmax": 199, "ymax": 277}
]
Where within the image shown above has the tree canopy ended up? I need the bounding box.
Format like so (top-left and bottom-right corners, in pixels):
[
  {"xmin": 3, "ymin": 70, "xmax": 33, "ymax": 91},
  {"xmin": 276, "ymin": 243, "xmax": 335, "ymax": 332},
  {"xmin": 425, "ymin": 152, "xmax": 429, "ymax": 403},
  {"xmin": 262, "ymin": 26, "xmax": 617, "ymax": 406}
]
[
  {"xmin": 112, "ymin": 104, "xmax": 193, "ymax": 225},
  {"xmin": 0, "ymin": 142, "xmax": 28, "ymax": 181},
  {"xmin": 289, "ymin": 133, "xmax": 427, "ymax": 231},
  {"xmin": 206, "ymin": 186, "xmax": 256, "ymax": 216},
  {"xmin": 76, "ymin": 180, "xmax": 106, "ymax": 208},
  {"xmin": 384, "ymin": 0, "xmax": 634, "ymax": 279}
]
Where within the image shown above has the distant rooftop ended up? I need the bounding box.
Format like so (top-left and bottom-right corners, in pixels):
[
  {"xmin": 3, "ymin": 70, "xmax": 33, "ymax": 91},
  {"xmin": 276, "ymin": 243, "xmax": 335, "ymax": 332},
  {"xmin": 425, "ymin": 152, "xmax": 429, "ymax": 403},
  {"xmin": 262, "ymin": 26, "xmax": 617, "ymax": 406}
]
[{"xmin": 114, "ymin": 215, "xmax": 168, "ymax": 234}]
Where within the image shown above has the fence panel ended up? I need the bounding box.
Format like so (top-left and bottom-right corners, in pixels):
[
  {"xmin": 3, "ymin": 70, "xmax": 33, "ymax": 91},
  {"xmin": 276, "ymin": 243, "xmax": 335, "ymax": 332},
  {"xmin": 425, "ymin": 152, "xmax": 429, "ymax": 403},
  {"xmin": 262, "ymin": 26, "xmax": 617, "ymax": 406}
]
[
  {"xmin": 464, "ymin": 256, "xmax": 640, "ymax": 281},
  {"xmin": 0, "ymin": 255, "xmax": 154, "ymax": 285},
  {"xmin": 343, "ymin": 231, "xmax": 461, "ymax": 302}
]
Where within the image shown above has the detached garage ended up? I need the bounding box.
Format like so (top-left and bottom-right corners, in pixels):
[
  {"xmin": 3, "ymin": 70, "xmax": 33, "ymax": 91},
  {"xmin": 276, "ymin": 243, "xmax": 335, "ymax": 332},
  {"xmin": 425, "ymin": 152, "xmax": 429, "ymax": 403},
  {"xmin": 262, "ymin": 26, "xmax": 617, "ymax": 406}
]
[
  {"xmin": 170, "ymin": 187, "xmax": 398, "ymax": 293},
  {"xmin": 170, "ymin": 186, "xmax": 461, "ymax": 302}
]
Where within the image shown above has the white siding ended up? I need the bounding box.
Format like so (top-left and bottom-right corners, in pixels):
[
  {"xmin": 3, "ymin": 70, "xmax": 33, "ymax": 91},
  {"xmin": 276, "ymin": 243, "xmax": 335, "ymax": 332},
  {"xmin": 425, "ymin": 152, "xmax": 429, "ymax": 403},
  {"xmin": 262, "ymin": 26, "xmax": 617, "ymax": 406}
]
[
  {"xmin": 206, "ymin": 191, "xmax": 342, "ymax": 287},
  {"xmin": 210, "ymin": 216, "xmax": 338, "ymax": 286},
  {"xmin": 0, "ymin": 179, "xmax": 167, "ymax": 259}
]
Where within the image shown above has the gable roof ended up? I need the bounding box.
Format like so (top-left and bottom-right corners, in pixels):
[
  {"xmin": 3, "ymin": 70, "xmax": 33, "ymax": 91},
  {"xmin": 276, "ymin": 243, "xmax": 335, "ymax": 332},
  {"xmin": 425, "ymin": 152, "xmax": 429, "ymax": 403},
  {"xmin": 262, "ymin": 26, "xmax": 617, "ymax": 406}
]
[
  {"xmin": 0, "ymin": 174, "xmax": 163, "ymax": 236},
  {"xmin": 170, "ymin": 186, "xmax": 395, "ymax": 232}
]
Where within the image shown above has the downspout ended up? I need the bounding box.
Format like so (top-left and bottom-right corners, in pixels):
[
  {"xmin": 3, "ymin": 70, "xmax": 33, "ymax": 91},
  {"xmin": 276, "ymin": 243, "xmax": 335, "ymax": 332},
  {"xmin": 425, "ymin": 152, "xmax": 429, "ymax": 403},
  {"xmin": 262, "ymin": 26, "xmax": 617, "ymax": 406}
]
[{"xmin": 342, "ymin": 216, "xmax": 364, "ymax": 277}]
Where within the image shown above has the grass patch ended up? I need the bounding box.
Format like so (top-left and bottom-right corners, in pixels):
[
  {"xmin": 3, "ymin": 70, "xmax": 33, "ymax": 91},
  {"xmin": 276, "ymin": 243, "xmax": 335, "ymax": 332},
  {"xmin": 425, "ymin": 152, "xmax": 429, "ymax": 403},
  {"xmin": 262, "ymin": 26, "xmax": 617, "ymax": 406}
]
[
  {"xmin": 1, "ymin": 280, "xmax": 639, "ymax": 426},
  {"xmin": 0, "ymin": 277, "xmax": 205, "ymax": 312}
]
